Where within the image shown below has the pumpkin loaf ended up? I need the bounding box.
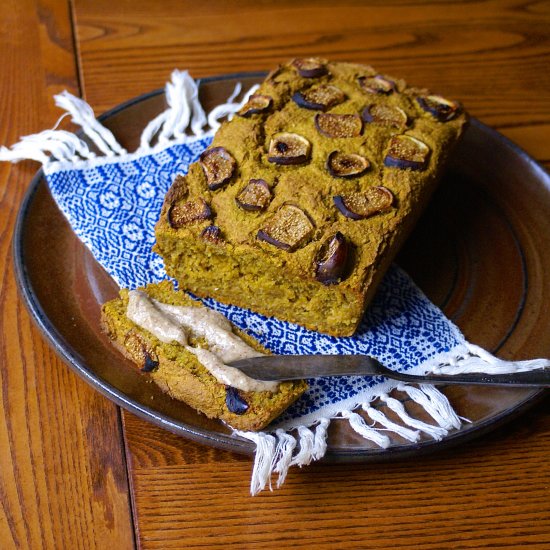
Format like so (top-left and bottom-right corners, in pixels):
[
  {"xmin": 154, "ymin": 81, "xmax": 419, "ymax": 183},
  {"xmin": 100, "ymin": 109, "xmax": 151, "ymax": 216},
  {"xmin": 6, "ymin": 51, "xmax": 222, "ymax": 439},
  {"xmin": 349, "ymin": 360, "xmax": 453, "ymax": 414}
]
[
  {"xmin": 101, "ymin": 281, "xmax": 307, "ymax": 431},
  {"xmin": 154, "ymin": 59, "xmax": 468, "ymax": 336}
]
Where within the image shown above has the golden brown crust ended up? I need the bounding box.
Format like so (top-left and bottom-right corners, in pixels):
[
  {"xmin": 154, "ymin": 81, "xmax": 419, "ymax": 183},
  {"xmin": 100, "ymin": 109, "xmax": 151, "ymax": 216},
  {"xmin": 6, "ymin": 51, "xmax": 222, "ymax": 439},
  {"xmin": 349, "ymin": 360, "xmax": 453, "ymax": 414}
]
[{"xmin": 154, "ymin": 59, "xmax": 468, "ymax": 336}]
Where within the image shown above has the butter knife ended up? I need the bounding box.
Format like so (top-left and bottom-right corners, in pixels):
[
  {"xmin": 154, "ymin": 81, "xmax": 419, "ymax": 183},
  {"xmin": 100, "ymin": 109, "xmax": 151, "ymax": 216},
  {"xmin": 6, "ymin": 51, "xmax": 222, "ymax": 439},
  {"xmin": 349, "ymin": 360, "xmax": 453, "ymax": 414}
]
[{"xmin": 228, "ymin": 355, "xmax": 550, "ymax": 387}]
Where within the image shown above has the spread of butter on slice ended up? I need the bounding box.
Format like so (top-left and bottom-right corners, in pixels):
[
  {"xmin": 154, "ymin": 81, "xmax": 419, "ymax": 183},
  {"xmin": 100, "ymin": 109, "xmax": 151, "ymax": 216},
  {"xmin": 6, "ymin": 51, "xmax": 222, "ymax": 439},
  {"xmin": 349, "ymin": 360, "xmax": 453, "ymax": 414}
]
[{"xmin": 126, "ymin": 290, "xmax": 279, "ymax": 393}]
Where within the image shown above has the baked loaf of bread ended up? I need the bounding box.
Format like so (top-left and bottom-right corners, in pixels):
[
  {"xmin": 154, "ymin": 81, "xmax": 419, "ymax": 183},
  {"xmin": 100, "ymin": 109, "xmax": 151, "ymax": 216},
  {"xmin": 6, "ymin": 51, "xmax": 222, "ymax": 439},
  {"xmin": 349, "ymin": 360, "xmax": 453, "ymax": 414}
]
[
  {"xmin": 101, "ymin": 281, "xmax": 306, "ymax": 431},
  {"xmin": 154, "ymin": 58, "xmax": 468, "ymax": 336}
]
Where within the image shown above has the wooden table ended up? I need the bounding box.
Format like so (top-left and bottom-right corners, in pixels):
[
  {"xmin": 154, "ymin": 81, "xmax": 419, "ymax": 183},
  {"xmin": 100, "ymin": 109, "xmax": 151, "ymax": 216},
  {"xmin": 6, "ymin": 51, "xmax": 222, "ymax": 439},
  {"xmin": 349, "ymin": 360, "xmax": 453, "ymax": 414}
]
[{"xmin": 1, "ymin": 1, "xmax": 550, "ymax": 547}]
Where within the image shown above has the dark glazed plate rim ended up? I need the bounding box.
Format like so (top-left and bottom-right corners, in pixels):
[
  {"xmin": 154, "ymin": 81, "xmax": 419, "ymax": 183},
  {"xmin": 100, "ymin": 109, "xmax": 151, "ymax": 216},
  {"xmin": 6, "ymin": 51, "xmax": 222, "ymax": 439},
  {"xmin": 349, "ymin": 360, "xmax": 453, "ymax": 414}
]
[{"xmin": 12, "ymin": 72, "xmax": 548, "ymax": 460}]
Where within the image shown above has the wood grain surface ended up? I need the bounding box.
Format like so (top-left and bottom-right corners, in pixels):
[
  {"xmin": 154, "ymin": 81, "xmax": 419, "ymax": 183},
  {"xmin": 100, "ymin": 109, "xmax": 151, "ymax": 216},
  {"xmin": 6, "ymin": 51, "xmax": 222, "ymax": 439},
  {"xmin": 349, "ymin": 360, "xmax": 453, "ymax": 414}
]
[
  {"xmin": 1, "ymin": 0, "xmax": 550, "ymax": 548},
  {"xmin": 123, "ymin": 403, "xmax": 550, "ymax": 549},
  {"xmin": 73, "ymin": 0, "xmax": 550, "ymax": 167},
  {"xmin": 0, "ymin": 0, "xmax": 134, "ymax": 548}
]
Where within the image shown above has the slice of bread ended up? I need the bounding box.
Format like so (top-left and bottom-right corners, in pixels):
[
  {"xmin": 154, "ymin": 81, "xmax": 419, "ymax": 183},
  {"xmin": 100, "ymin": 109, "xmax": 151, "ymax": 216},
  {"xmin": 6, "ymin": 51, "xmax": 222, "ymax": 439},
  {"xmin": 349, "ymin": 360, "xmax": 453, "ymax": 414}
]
[{"xmin": 101, "ymin": 281, "xmax": 306, "ymax": 431}]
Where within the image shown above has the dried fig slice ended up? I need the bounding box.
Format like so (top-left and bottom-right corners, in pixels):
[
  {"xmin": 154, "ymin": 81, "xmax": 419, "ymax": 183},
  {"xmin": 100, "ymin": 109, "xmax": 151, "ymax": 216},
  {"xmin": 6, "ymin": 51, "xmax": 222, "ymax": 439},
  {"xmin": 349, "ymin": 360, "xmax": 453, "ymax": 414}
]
[
  {"xmin": 225, "ymin": 386, "xmax": 249, "ymax": 415},
  {"xmin": 164, "ymin": 174, "xmax": 188, "ymax": 205},
  {"xmin": 268, "ymin": 132, "xmax": 311, "ymax": 165},
  {"xmin": 326, "ymin": 151, "xmax": 370, "ymax": 178},
  {"xmin": 292, "ymin": 85, "xmax": 346, "ymax": 111},
  {"xmin": 200, "ymin": 225, "xmax": 223, "ymax": 244},
  {"xmin": 266, "ymin": 66, "xmax": 283, "ymax": 84},
  {"xmin": 168, "ymin": 198, "xmax": 212, "ymax": 228},
  {"xmin": 142, "ymin": 355, "xmax": 160, "ymax": 373},
  {"xmin": 200, "ymin": 147, "xmax": 236, "ymax": 190},
  {"xmin": 384, "ymin": 135, "xmax": 430, "ymax": 171},
  {"xmin": 358, "ymin": 75, "xmax": 396, "ymax": 94},
  {"xmin": 124, "ymin": 332, "xmax": 159, "ymax": 372},
  {"xmin": 315, "ymin": 114, "xmax": 363, "ymax": 138},
  {"xmin": 235, "ymin": 179, "xmax": 272, "ymax": 211},
  {"xmin": 314, "ymin": 232, "xmax": 351, "ymax": 285},
  {"xmin": 257, "ymin": 204, "xmax": 314, "ymax": 251},
  {"xmin": 292, "ymin": 57, "xmax": 328, "ymax": 78},
  {"xmin": 416, "ymin": 94, "xmax": 461, "ymax": 122},
  {"xmin": 237, "ymin": 94, "xmax": 273, "ymax": 117},
  {"xmin": 334, "ymin": 187, "xmax": 394, "ymax": 220},
  {"xmin": 362, "ymin": 104, "xmax": 408, "ymax": 129}
]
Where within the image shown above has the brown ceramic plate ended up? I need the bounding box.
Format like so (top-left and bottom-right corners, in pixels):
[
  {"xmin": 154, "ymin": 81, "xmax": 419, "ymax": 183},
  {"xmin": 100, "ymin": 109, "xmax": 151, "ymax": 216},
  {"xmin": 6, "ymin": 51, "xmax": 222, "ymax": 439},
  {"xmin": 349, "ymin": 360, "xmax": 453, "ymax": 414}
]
[{"xmin": 13, "ymin": 73, "xmax": 550, "ymax": 460}]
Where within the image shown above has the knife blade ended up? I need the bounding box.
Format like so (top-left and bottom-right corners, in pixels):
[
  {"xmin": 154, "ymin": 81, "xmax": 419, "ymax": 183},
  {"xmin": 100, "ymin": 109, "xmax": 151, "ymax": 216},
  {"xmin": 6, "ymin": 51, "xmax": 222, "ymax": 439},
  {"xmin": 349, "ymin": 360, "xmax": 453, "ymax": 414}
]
[{"xmin": 228, "ymin": 355, "xmax": 550, "ymax": 387}]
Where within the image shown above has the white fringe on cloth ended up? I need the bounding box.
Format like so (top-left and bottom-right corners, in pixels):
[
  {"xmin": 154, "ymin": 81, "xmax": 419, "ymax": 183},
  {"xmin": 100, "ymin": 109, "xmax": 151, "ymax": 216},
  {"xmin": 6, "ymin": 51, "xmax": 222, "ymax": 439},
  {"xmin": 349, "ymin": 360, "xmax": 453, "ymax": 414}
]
[
  {"xmin": 234, "ymin": 383, "xmax": 464, "ymax": 495},
  {"xmin": 2, "ymin": 69, "xmax": 549, "ymax": 497},
  {"xmin": 0, "ymin": 69, "xmax": 251, "ymax": 170},
  {"xmin": 433, "ymin": 342, "xmax": 549, "ymax": 374},
  {"xmin": 138, "ymin": 69, "xmax": 209, "ymax": 151},
  {"xmin": 55, "ymin": 91, "xmax": 127, "ymax": 156},
  {"xmin": 235, "ymin": 345, "xmax": 548, "ymax": 495},
  {"xmin": 362, "ymin": 403, "xmax": 420, "ymax": 442},
  {"xmin": 379, "ymin": 394, "xmax": 448, "ymax": 440}
]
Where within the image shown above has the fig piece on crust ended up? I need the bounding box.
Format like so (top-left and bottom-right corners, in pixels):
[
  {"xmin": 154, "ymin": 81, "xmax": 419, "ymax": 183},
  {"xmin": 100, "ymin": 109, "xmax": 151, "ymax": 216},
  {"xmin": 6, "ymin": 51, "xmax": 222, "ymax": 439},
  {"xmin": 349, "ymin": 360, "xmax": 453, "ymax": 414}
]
[
  {"xmin": 268, "ymin": 132, "xmax": 311, "ymax": 165},
  {"xmin": 314, "ymin": 232, "xmax": 351, "ymax": 285},
  {"xmin": 384, "ymin": 135, "xmax": 430, "ymax": 171},
  {"xmin": 292, "ymin": 57, "xmax": 328, "ymax": 78},
  {"xmin": 292, "ymin": 85, "xmax": 346, "ymax": 111},
  {"xmin": 200, "ymin": 147, "xmax": 236, "ymax": 190},
  {"xmin": 416, "ymin": 94, "xmax": 461, "ymax": 122},
  {"xmin": 235, "ymin": 179, "xmax": 272, "ymax": 211},
  {"xmin": 315, "ymin": 114, "xmax": 363, "ymax": 138},
  {"xmin": 200, "ymin": 225, "xmax": 224, "ymax": 244},
  {"xmin": 237, "ymin": 94, "xmax": 273, "ymax": 117},
  {"xmin": 326, "ymin": 151, "xmax": 370, "ymax": 178},
  {"xmin": 164, "ymin": 174, "xmax": 188, "ymax": 205},
  {"xmin": 362, "ymin": 104, "xmax": 408, "ymax": 129},
  {"xmin": 168, "ymin": 198, "xmax": 212, "ymax": 228},
  {"xmin": 334, "ymin": 187, "xmax": 394, "ymax": 220},
  {"xmin": 225, "ymin": 386, "xmax": 249, "ymax": 415},
  {"xmin": 257, "ymin": 204, "xmax": 314, "ymax": 251},
  {"xmin": 358, "ymin": 75, "xmax": 396, "ymax": 94}
]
